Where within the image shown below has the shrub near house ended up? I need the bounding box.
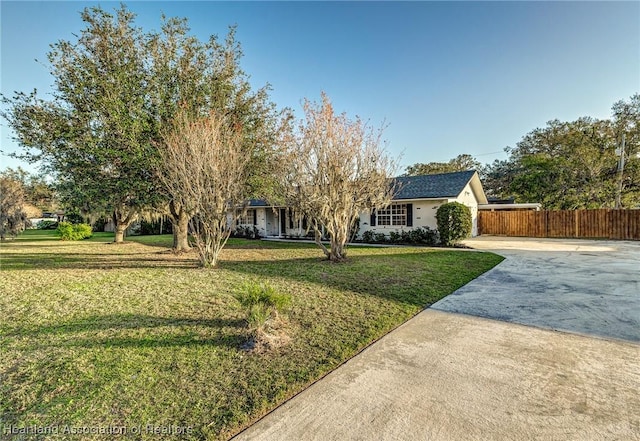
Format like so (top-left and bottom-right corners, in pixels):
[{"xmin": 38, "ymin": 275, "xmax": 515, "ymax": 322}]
[
  {"xmin": 56, "ymin": 222, "xmax": 93, "ymax": 240},
  {"xmin": 362, "ymin": 226, "xmax": 439, "ymax": 245},
  {"xmin": 436, "ymin": 202, "xmax": 472, "ymax": 246}
]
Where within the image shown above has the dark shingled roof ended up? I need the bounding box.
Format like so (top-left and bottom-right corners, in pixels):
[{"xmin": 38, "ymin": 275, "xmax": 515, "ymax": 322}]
[
  {"xmin": 248, "ymin": 170, "xmax": 477, "ymax": 205},
  {"xmin": 393, "ymin": 170, "xmax": 476, "ymax": 200},
  {"xmin": 248, "ymin": 199, "xmax": 269, "ymax": 207}
]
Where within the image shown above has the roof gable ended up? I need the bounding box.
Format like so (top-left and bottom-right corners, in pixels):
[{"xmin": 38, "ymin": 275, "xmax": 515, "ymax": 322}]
[{"xmin": 393, "ymin": 170, "xmax": 477, "ymax": 200}]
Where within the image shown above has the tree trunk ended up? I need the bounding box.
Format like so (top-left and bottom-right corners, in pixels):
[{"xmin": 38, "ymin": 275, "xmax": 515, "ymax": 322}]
[
  {"xmin": 314, "ymin": 226, "xmax": 331, "ymax": 259},
  {"xmin": 115, "ymin": 224, "xmax": 126, "ymax": 243},
  {"xmin": 112, "ymin": 207, "xmax": 137, "ymax": 244},
  {"xmin": 192, "ymin": 218, "xmax": 230, "ymax": 268},
  {"xmin": 172, "ymin": 212, "xmax": 191, "ymax": 252},
  {"xmin": 201, "ymin": 240, "xmax": 223, "ymax": 268},
  {"xmin": 329, "ymin": 230, "xmax": 347, "ymax": 261},
  {"xmin": 330, "ymin": 244, "xmax": 345, "ymax": 261},
  {"xmin": 169, "ymin": 200, "xmax": 191, "ymax": 252}
]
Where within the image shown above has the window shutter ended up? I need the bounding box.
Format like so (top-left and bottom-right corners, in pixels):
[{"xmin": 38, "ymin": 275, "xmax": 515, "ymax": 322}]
[
  {"xmin": 370, "ymin": 209, "xmax": 376, "ymax": 226},
  {"xmin": 302, "ymin": 216, "xmax": 308, "ymax": 230},
  {"xmin": 253, "ymin": 209, "xmax": 257, "ymax": 226},
  {"xmin": 280, "ymin": 208, "xmax": 287, "ymax": 233},
  {"xmin": 406, "ymin": 204, "xmax": 413, "ymax": 226},
  {"xmin": 289, "ymin": 209, "xmax": 294, "ymax": 229}
]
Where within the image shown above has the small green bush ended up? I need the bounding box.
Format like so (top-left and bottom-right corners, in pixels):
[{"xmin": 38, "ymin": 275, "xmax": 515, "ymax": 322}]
[
  {"xmin": 232, "ymin": 225, "xmax": 261, "ymax": 240},
  {"xmin": 361, "ymin": 227, "xmax": 438, "ymax": 246},
  {"xmin": 389, "ymin": 231, "xmax": 401, "ymax": 244},
  {"xmin": 436, "ymin": 202, "xmax": 472, "ymax": 246},
  {"xmin": 56, "ymin": 222, "xmax": 93, "ymax": 240},
  {"xmin": 74, "ymin": 223, "xmax": 93, "ymax": 239},
  {"xmin": 236, "ymin": 282, "xmax": 291, "ymax": 332},
  {"xmin": 56, "ymin": 222, "xmax": 73, "ymax": 239},
  {"xmin": 361, "ymin": 230, "xmax": 375, "ymax": 243},
  {"xmin": 408, "ymin": 229, "xmax": 423, "ymax": 244},
  {"xmin": 411, "ymin": 226, "xmax": 440, "ymax": 246},
  {"xmin": 373, "ymin": 232, "xmax": 388, "ymax": 243}
]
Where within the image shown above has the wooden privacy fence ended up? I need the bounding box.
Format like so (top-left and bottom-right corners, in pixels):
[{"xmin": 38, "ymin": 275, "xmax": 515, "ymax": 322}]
[{"xmin": 478, "ymin": 209, "xmax": 640, "ymax": 240}]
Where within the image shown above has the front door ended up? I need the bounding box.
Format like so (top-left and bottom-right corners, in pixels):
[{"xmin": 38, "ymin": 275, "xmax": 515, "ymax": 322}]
[{"xmin": 265, "ymin": 209, "xmax": 278, "ymax": 236}]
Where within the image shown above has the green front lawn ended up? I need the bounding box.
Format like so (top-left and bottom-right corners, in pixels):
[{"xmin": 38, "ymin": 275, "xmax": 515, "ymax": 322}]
[{"xmin": 0, "ymin": 230, "xmax": 502, "ymax": 440}]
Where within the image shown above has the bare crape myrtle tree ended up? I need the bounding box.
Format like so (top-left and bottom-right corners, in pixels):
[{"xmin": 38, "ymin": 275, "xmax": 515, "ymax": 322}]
[
  {"xmin": 158, "ymin": 110, "xmax": 251, "ymax": 267},
  {"xmin": 282, "ymin": 93, "xmax": 397, "ymax": 261}
]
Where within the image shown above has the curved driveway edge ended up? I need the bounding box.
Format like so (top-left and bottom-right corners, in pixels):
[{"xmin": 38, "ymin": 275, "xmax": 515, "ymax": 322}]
[
  {"xmin": 233, "ymin": 310, "xmax": 640, "ymax": 441},
  {"xmin": 433, "ymin": 237, "xmax": 640, "ymax": 342}
]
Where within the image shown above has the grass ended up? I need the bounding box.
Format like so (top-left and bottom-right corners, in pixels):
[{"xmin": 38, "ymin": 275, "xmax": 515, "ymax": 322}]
[{"xmin": 0, "ymin": 229, "xmax": 503, "ymax": 440}]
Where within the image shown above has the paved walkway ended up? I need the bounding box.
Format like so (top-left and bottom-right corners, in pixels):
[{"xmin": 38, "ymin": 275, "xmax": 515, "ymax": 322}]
[{"xmin": 233, "ymin": 238, "xmax": 640, "ymax": 440}]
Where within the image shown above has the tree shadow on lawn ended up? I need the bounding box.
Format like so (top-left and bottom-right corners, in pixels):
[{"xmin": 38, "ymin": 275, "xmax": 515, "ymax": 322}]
[
  {"xmin": 1, "ymin": 242, "xmax": 100, "ymax": 248},
  {"xmin": 0, "ymin": 240, "xmax": 303, "ymax": 270},
  {"xmin": 4, "ymin": 314, "xmax": 246, "ymax": 350},
  {"xmin": 220, "ymin": 250, "xmax": 500, "ymax": 309},
  {"xmin": 1, "ymin": 235, "xmax": 61, "ymax": 243},
  {"xmin": 133, "ymin": 238, "xmax": 314, "ymax": 251},
  {"xmin": 5, "ymin": 231, "xmax": 114, "ymax": 243},
  {"xmin": 0, "ymin": 251, "xmax": 200, "ymax": 270}
]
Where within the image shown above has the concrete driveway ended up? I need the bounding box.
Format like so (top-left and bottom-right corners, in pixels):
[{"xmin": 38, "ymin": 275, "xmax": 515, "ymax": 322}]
[
  {"xmin": 433, "ymin": 237, "xmax": 640, "ymax": 342},
  {"xmin": 233, "ymin": 237, "xmax": 640, "ymax": 440},
  {"xmin": 234, "ymin": 311, "xmax": 640, "ymax": 441}
]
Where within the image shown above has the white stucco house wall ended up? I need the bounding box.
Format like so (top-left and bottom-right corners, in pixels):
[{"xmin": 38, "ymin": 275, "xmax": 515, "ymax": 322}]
[
  {"xmin": 240, "ymin": 170, "xmax": 488, "ymax": 238},
  {"xmin": 238, "ymin": 201, "xmax": 309, "ymax": 238},
  {"xmin": 358, "ymin": 170, "xmax": 488, "ymax": 237}
]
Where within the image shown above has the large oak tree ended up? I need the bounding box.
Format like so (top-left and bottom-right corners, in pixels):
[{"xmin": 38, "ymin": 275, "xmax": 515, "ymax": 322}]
[
  {"xmin": 483, "ymin": 95, "xmax": 639, "ymax": 209},
  {"xmin": 2, "ymin": 6, "xmax": 154, "ymax": 242},
  {"xmin": 2, "ymin": 6, "xmax": 284, "ymax": 246}
]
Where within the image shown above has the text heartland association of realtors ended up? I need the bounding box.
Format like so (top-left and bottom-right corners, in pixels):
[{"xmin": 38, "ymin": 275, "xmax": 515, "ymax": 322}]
[{"xmin": 3, "ymin": 424, "xmax": 193, "ymax": 436}]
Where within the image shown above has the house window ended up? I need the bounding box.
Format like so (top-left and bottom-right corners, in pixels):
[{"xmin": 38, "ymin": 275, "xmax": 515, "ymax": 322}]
[
  {"xmin": 238, "ymin": 209, "xmax": 255, "ymax": 225},
  {"xmin": 377, "ymin": 204, "xmax": 407, "ymax": 226}
]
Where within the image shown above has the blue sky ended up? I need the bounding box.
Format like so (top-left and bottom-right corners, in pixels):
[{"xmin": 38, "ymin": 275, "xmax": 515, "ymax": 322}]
[{"xmin": 1, "ymin": 1, "xmax": 638, "ymax": 174}]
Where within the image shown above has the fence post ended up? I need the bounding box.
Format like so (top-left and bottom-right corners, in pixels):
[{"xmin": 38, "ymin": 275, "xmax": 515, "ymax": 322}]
[
  {"xmin": 545, "ymin": 210, "xmax": 549, "ymax": 238},
  {"xmin": 575, "ymin": 210, "xmax": 579, "ymax": 238}
]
